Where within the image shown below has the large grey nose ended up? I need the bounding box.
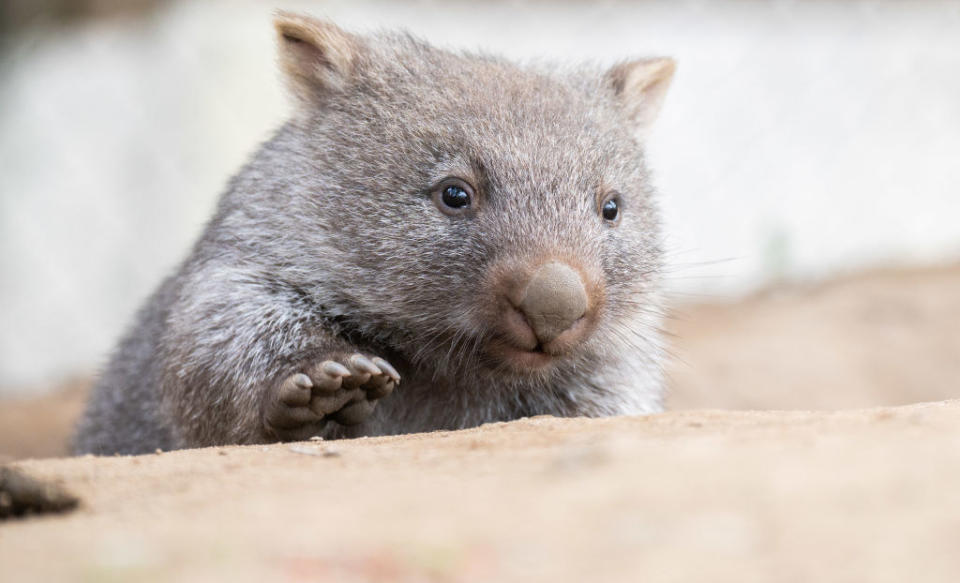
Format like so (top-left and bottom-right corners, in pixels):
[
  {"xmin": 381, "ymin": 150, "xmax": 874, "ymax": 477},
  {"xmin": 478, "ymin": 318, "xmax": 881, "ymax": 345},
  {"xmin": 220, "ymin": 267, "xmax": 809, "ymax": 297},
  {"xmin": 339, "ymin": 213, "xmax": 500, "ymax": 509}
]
[{"xmin": 517, "ymin": 262, "xmax": 588, "ymax": 344}]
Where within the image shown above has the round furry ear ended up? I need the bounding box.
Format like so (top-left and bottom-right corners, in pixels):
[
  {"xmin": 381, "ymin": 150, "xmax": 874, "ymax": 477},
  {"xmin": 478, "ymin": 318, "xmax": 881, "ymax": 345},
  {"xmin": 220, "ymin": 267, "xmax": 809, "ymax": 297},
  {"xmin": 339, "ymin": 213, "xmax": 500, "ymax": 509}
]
[
  {"xmin": 274, "ymin": 11, "xmax": 360, "ymax": 104},
  {"xmin": 606, "ymin": 58, "xmax": 676, "ymax": 138}
]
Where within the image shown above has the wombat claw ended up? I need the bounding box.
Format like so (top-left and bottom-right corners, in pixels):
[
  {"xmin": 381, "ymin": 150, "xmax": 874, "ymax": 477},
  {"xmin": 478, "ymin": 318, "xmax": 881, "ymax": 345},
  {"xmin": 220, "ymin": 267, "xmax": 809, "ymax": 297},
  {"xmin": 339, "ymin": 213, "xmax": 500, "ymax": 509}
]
[{"xmin": 263, "ymin": 353, "xmax": 400, "ymax": 440}]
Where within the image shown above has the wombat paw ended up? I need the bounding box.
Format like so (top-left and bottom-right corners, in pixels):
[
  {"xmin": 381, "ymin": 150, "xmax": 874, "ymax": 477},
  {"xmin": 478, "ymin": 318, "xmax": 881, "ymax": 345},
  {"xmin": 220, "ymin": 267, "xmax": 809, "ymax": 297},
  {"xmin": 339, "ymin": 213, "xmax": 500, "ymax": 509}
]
[{"xmin": 262, "ymin": 354, "xmax": 400, "ymax": 440}]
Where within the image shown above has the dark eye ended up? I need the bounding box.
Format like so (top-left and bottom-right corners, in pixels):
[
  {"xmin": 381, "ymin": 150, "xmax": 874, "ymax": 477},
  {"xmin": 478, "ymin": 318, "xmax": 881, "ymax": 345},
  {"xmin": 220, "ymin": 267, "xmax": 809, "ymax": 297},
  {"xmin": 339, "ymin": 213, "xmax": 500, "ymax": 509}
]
[
  {"xmin": 442, "ymin": 185, "xmax": 470, "ymax": 209},
  {"xmin": 432, "ymin": 178, "xmax": 475, "ymax": 216},
  {"xmin": 601, "ymin": 197, "xmax": 620, "ymax": 223}
]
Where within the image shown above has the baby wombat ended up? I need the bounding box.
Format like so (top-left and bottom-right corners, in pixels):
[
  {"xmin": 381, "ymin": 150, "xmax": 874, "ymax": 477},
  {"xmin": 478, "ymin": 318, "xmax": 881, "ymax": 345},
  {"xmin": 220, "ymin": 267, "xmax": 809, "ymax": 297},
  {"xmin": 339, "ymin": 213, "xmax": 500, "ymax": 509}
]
[{"xmin": 73, "ymin": 12, "xmax": 676, "ymax": 455}]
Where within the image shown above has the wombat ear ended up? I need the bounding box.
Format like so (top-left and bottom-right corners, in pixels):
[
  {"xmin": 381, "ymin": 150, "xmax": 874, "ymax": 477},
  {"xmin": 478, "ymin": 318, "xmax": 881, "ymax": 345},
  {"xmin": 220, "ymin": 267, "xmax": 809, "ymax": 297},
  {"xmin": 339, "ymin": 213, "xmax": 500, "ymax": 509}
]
[
  {"xmin": 606, "ymin": 58, "xmax": 676, "ymax": 138},
  {"xmin": 274, "ymin": 12, "xmax": 360, "ymax": 103}
]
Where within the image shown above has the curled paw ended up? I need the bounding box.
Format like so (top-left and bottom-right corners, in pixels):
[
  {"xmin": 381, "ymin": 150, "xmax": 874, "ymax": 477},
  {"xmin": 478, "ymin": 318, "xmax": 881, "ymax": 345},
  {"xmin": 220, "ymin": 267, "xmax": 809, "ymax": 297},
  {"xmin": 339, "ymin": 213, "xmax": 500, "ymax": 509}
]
[{"xmin": 262, "ymin": 354, "xmax": 400, "ymax": 440}]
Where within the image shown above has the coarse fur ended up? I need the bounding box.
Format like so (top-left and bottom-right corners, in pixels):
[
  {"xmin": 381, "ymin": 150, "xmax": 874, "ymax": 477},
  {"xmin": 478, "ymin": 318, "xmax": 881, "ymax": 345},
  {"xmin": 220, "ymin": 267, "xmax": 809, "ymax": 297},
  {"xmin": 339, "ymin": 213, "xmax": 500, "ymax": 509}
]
[{"xmin": 73, "ymin": 14, "xmax": 675, "ymax": 455}]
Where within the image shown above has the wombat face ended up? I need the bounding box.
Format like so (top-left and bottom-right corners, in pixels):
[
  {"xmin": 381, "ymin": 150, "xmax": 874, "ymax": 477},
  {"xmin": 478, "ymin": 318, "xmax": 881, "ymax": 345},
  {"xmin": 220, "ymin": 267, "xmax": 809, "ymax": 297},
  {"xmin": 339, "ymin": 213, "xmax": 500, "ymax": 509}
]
[{"xmin": 271, "ymin": 13, "xmax": 674, "ymax": 380}]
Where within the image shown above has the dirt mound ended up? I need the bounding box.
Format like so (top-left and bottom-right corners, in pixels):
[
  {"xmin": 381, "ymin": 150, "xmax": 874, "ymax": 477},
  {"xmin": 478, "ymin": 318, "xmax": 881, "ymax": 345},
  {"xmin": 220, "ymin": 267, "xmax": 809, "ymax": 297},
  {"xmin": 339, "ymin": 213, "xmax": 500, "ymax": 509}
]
[{"xmin": 4, "ymin": 401, "xmax": 960, "ymax": 582}]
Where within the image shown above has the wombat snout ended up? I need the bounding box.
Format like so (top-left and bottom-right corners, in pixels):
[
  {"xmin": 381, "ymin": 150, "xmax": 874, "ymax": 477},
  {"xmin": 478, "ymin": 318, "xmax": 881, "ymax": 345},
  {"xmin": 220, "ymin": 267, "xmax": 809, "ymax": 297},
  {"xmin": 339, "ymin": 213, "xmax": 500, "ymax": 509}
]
[
  {"xmin": 517, "ymin": 262, "xmax": 588, "ymax": 344},
  {"xmin": 497, "ymin": 261, "xmax": 594, "ymax": 359}
]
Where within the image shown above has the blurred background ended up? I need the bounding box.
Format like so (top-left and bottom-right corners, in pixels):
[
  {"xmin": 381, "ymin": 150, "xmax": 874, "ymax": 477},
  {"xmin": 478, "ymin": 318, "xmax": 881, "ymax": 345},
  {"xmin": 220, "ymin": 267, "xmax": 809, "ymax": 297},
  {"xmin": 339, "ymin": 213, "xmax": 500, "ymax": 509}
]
[{"xmin": 1, "ymin": 0, "xmax": 958, "ymax": 457}]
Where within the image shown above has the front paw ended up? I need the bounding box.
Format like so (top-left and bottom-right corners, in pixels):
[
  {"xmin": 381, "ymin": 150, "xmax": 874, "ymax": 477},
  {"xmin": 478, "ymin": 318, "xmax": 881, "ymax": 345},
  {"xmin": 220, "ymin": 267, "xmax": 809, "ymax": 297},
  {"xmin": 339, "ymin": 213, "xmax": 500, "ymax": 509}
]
[{"xmin": 262, "ymin": 354, "xmax": 400, "ymax": 440}]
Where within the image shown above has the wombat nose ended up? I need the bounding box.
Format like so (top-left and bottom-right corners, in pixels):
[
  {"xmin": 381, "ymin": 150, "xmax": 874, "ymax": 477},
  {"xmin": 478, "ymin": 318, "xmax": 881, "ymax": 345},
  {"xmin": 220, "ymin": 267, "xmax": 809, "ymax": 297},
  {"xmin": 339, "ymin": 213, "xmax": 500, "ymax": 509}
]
[{"xmin": 517, "ymin": 262, "xmax": 588, "ymax": 344}]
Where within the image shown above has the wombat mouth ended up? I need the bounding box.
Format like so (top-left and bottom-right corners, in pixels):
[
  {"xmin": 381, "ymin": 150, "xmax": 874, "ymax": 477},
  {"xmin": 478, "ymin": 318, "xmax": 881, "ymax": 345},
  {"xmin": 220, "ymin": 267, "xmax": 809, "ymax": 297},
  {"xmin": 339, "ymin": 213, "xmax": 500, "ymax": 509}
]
[
  {"xmin": 486, "ymin": 338, "xmax": 556, "ymax": 370},
  {"xmin": 484, "ymin": 317, "xmax": 590, "ymax": 371}
]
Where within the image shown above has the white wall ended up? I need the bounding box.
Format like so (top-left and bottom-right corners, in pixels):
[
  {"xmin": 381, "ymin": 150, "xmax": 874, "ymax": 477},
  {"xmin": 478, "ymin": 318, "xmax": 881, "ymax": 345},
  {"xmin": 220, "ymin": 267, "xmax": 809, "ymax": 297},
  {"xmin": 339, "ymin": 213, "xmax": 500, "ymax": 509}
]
[{"xmin": 1, "ymin": 0, "xmax": 958, "ymax": 389}]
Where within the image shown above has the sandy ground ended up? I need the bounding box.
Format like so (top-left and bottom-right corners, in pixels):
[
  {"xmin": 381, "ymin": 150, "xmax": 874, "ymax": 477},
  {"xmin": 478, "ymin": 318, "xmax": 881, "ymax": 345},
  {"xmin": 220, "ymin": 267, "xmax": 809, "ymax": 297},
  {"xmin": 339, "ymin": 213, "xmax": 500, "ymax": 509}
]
[
  {"xmin": 1, "ymin": 264, "xmax": 959, "ymax": 580},
  {"xmin": 4, "ymin": 403, "xmax": 960, "ymax": 582}
]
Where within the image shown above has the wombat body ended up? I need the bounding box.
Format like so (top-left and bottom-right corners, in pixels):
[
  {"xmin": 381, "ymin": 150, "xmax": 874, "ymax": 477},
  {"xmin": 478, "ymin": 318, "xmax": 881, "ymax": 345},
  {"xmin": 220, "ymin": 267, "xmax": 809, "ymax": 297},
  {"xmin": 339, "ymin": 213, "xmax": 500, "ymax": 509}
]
[{"xmin": 73, "ymin": 13, "xmax": 675, "ymax": 455}]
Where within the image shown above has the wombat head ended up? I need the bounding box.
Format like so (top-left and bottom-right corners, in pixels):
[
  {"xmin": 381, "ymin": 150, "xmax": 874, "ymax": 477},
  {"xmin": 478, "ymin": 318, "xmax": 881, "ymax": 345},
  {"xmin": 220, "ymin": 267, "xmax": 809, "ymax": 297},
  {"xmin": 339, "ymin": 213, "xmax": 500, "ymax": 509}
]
[{"xmin": 264, "ymin": 13, "xmax": 673, "ymax": 383}]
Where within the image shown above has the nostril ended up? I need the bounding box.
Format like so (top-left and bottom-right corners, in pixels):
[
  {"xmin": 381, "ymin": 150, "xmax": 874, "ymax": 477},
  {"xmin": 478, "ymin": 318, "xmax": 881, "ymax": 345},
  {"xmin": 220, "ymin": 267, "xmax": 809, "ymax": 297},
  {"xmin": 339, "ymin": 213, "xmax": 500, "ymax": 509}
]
[
  {"xmin": 503, "ymin": 302, "xmax": 539, "ymax": 350},
  {"xmin": 518, "ymin": 262, "xmax": 589, "ymax": 344}
]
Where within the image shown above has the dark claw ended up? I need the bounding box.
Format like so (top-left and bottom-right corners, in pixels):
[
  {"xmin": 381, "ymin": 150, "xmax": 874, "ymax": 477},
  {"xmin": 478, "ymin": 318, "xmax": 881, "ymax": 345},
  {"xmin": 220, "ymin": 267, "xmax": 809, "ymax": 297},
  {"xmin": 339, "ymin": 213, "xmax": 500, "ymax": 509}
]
[
  {"xmin": 321, "ymin": 361, "xmax": 351, "ymax": 377},
  {"xmin": 291, "ymin": 373, "xmax": 313, "ymax": 389},
  {"xmin": 371, "ymin": 357, "xmax": 400, "ymax": 384},
  {"xmin": 349, "ymin": 354, "xmax": 381, "ymax": 376}
]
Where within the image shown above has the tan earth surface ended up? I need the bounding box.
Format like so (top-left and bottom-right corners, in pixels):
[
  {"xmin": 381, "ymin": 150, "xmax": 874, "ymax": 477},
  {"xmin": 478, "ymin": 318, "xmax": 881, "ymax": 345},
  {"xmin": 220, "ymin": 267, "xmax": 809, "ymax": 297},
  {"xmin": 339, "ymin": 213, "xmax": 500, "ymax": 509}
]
[{"xmin": 1, "ymin": 264, "xmax": 959, "ymax": 581}]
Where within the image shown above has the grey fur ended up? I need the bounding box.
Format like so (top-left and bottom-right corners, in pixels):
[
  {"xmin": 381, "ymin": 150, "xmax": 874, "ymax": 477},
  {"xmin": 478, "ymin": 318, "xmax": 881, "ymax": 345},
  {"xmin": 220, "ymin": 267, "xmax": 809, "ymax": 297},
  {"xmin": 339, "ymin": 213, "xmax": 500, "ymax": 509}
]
[{"xmin": 73, "ymin": 16, "xmax": 673, "ymax": 455}]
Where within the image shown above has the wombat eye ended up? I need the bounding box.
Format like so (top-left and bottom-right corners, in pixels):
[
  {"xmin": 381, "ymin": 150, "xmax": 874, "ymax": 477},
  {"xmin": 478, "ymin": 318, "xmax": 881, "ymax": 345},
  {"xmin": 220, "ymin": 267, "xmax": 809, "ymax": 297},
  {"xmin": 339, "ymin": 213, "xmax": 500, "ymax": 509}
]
[
  {"xmin": 432, "ymin": 179, "xmax": 475, "ymax": 216},
  {"xmin": 442, "ymin": 185, "xmax": 470, "ymax": 208},
  {"xmin": 601, "ymin": 194, "xmax": 621, "ymax": 224}
]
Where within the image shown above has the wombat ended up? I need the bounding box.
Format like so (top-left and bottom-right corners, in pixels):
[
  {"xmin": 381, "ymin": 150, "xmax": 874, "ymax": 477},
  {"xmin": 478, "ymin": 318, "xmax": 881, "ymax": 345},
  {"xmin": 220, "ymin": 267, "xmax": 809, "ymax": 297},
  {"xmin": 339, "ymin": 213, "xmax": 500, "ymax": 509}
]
[{"xmin": 73, "ymin": 12, "xmax": 675, "ymax": 455}]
